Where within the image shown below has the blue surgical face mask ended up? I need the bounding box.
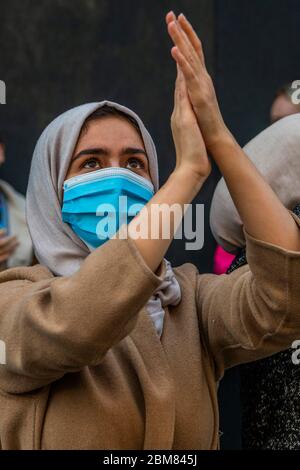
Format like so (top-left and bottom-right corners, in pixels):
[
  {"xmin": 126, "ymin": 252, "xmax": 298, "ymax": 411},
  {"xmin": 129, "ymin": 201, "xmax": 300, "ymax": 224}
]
[{"xmin": 62, "ymin": 167, "xmax": 154, "ymax": 250}]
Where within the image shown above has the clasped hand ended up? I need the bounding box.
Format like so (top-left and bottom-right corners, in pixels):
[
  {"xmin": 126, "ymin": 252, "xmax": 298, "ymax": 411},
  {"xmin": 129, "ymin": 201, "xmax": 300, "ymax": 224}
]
[{"xmin": 167, "ymin": 11, "xmax": 231, "ymax": 183}]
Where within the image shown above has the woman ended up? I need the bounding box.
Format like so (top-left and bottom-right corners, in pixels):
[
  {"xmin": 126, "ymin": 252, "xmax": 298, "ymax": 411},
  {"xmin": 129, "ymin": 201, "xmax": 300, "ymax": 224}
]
[
  {"xmin": 0, "ymin": 132, "xmax": 33, "ymax": 270},
  {"xmin": 0, "ymin": 13, "xmax": 300, "ymax": 450},
  {"xmin": 210, "ymin": 113, "xmax": 300, "ymax": 449}
]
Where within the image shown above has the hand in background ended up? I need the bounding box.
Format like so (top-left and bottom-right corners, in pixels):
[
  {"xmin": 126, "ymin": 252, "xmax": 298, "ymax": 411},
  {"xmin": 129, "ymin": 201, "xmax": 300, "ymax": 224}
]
[{"xmin": 0, "ymin": 228, "xmax": 19, "ymax": 265}]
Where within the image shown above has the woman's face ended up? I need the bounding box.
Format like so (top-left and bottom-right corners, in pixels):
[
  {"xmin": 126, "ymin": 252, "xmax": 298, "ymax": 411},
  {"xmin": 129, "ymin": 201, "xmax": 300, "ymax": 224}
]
[
  {"xmin": 270, "ymin": 94, "xmax": 300, "ymax": 124},
  {"xmin": 66, "ymin": 116, "xmax": 151, "ymax": 182}
]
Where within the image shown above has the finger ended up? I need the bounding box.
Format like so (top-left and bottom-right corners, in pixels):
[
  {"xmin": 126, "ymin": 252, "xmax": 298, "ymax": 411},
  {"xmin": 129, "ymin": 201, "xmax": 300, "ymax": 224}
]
[
  {"xmin": 168, "ymin": 21, "xmax": 195, "ymax": 63},
  {"xmin": 171, "ymin": 46, "xmax": 195, "ymax": 83},
  {"xmin": 168, "ymin": 21, "xmax": 202, "ymax": 69},
  {"xmin": 178, "ymin": 66, "xmax": 187, "ymax": 103},
  {"xmin": 174, "ymin": 64, "xmax": 180, "ymax": 108},
  {"xmin": 0, "ymin": 235, "xmax": 18, "ymax": 250},
  {"xmin": 178, "ymin": 13, "xmax": 205, "ymax": 64},
  {"xmin": 178, "ymin": 67, "xmax": 189, "ymax": 103},
  {"xmin": 178, "ymin": 67, "xmax": 196, "ymax": 121},
  {"xmin": 172, "ymin": 65, "xmax": 180, "ymax": 127},
  {"xmin": 171, "ymin": 65, "xmax": 182, "ymax": 168},
  {"xmin": 0, "ymin": 242, "xmax": 19, "ymax": 258},
  {"xmin": 0, "ymin": 241, "xmax": 19, "ymax": 262},
  {"xmin": 0, "ymin": 235, "xmax": 17, "ymax": 247},
  {"xmin": 0, "ymin": 228, "xmax": 7, "ymax": 237},
  {"xmin": 0, "ymin": 253, "xmax": 10, "ymax": 263},
  {"xmin": 0, "ymin": 244, "xmax": 17, "ymax": 263},
  {"xmin": 166, "ymin": 10, "xmax": 176, "ymax": 25}
]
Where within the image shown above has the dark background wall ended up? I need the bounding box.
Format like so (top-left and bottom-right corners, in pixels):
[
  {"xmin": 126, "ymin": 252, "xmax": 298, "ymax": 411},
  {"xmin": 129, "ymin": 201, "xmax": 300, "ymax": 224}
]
[
  {"xmin": 1, "ymin": 0, "xmax": 300, "ymax": 450},
  {"xmin": 215, "ymin": 0, "xmax": 300, "ymax": 146}
]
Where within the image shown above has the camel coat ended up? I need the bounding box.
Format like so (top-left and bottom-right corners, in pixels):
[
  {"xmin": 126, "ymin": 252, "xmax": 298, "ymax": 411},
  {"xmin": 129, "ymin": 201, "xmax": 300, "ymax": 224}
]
[{"xmin": 0, "ymin": 214, "xmax": 300, "ymax": 450}]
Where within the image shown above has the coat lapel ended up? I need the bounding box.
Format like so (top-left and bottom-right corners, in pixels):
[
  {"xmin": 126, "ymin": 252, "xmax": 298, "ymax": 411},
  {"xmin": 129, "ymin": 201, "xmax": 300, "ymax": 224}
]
[{"xmin": 129, "ymin": 307, "xmax": 176, "ymax": 449}]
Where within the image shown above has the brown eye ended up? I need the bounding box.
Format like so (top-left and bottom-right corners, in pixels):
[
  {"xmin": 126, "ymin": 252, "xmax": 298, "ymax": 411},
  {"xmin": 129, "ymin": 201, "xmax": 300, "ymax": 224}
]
[
  {"xmin": 126, "ymin": 157, "xmax": 144, "ymax": 170},
  {"xmin": 82, "ymin": 158, "xmax": 101, "ymax": 170}
]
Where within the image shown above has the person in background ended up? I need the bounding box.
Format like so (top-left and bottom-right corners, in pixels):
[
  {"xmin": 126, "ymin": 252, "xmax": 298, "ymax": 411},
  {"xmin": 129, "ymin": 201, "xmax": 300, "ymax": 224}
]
[
  {"xmin": 212, "ymin": 244, "xmax": 235, "ymax": 275},
  {"xmin": 270, "ymin": 82, "xmax": 300, "ymax": 124},
  {"xmin": 213, "ymin": 81, "xmax": 300, "ymax": 275},
  {"xmin": 0, "ymin": 132, "xmax": 33, "ymax": 271},
  {"xmin": 210, "ymin": 113, "xmax": 300, "ymax": 449}
]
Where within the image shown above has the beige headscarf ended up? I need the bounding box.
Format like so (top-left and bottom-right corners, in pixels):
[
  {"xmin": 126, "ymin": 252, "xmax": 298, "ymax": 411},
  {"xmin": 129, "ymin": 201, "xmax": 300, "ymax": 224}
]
[
  {"xmin": 26, "ymin": 101, "xmax": 181, "ymax": 337},
  {"xmin": 210, "ymin": 113, "xmax": 300, "ymax": 253}
]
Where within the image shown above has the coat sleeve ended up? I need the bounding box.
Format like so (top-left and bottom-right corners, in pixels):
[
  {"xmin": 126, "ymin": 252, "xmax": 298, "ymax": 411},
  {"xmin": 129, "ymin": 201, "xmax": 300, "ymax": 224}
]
[
  {"xmin": 0, "ymin": 236, "xmax": 165, "ymax": 393},
  {"xmin": 197, "ymin": 212, "xmax": 300, "ymax": 380}
]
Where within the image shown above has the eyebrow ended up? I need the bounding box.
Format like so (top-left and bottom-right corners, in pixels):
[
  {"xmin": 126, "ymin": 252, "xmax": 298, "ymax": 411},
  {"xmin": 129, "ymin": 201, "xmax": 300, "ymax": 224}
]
[{"xmin": 72, "ymin": 147, "xmax": 147, "ymax": 161}]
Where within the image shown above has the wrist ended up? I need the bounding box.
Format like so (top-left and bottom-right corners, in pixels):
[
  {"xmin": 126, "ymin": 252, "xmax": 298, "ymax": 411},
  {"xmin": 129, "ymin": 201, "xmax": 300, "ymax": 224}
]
[
  {"xmin": 171, "ymin": 165, "xmax": 207, "ymax": 192},
  {"xmin": 193, "ymin": 103, "xmax": 235, "ymax": 154},
  {"xmin": 207, "ymin": 128, "xmax": 237, "ymax": 156}
]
